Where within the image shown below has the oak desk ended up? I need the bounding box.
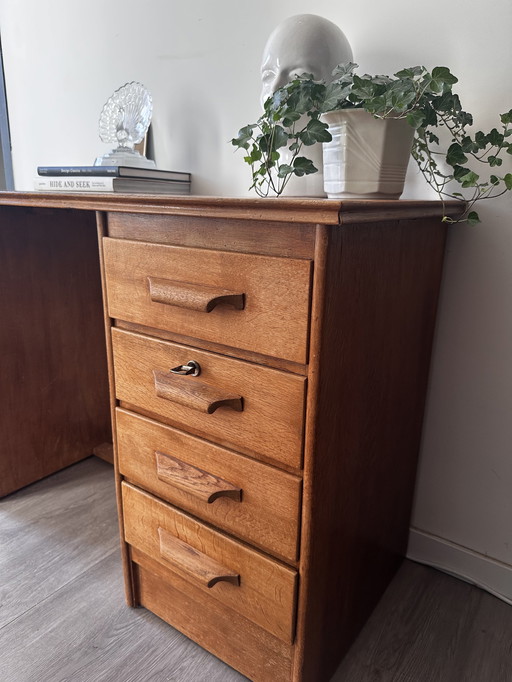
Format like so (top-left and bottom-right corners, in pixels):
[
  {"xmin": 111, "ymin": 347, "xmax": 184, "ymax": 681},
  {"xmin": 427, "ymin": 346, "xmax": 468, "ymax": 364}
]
[{"xmin": 0, "ymin": 193, "xmax": 458, "ymax": 681}]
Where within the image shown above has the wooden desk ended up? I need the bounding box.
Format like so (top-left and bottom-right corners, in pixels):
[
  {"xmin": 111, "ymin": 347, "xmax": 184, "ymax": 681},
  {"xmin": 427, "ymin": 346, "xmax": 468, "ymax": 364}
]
[{"xmin": 0, "ymin": 192, "xmax": 460, "ymax": 681}]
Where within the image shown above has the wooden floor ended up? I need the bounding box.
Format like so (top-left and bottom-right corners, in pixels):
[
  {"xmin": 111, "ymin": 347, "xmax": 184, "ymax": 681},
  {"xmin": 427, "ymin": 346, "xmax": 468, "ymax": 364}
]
[{"xmin": 1, "ymin": 458, "xmax": 511, "ymax": 682}]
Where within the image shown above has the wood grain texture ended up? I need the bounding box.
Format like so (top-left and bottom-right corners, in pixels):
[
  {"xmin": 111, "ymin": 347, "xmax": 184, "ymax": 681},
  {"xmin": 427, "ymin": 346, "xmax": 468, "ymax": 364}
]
[
  {"xmin": 92, "ymin": 441, "xmax": 114, "ymax": 464},
  {"xmin": 112, "ymin": 328, "xmax": 306, "ymax": 469},
  {"xmin": 0, "ymin": 191, "xmax": 463, "ymax": 224},
  {"xmin": 96, "ymin": 210, "xmax": 137, "ymax": 608},
  {"xmin": 0, "ymin": 206, "xmax": 111, "ymax": 496},
  {"xmin": 103, "ymin": 237, "xmax": 312, "ymax": 364},
  {"xmin": 116, "ymin": 409, "xmax": 302, "ymax": 562},
  {"xmin": 158, "ymin": 527, "xmax": 241, "ymax": 588},
  {"xmin": 155, "ymin": 450, "xmax": 242, "ymax": 503},
  {"xmin": 116, "ymin": 319, "xmax": 309, "ymax": 375},
  {"xmin": 154, "ymin": 370, "xmax": 244, "ymax": 414},
  {"xmin": 108, "ymin": 211, "xmax": 317, "ymax": 258},
  {"xmin": 122, "ymin": 482, "xmax": 298, "ymax": 643},
  {"xmin": 297, "ymin": 218, "xmax": 448, "ymax": 681},
  {"xmin": 148, "ymin": 276, "xmax": 245, "ymax": 312},
  {"xmin": 134, "ymin": 551, "xmax": 291, "ymax": 681}
]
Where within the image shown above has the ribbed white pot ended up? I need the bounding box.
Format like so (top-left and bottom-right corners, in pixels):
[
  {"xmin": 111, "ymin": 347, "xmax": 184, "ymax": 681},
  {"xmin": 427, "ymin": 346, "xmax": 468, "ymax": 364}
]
[{"xmin": 321, "ymin": 109, "xmax": 415, "ymax": 199}]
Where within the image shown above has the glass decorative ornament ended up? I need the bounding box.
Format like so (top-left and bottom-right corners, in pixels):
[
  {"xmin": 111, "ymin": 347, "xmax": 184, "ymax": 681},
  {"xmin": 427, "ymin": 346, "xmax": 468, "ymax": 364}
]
[{"xmin": 94, "ymin": 81, "xmax": 155, "ymax": 168}]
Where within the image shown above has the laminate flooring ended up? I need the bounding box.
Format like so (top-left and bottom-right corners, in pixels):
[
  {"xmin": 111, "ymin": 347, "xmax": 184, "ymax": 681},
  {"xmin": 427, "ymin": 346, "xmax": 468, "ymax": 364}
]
[{"xmin": 1, "ymin": 457, "xmax": 511, "ymax": 682}]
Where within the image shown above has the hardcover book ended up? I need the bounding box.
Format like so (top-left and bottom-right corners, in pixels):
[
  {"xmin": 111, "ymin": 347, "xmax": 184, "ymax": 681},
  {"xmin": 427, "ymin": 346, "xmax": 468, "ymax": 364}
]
[
  {"xmin": 37, "ymin": 165, "xmax": 191, "ymax": 183},
  {"xmin": 34, "ymin": 175, "xmax": 191, "ymax": 195}
]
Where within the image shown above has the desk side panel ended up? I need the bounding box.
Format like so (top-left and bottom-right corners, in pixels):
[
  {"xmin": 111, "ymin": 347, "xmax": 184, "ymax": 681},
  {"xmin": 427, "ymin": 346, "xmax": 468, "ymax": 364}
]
[
  {"xmin": 296, "ymin": 217, "xmax": 448, "ymax": 681},
  {"xmin": 0, "ymin": 206, "xmax": 111, "ymax": 496}
]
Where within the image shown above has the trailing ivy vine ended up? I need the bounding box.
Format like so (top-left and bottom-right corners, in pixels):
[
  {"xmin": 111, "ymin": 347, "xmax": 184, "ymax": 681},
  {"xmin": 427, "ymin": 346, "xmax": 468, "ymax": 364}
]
[{"xmin": 231, "ymin": 64, "xmax": 512, "ymax": 223}]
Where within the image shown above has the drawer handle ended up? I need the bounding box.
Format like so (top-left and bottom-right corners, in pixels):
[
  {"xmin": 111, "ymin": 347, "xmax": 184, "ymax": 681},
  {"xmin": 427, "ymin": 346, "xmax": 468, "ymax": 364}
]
[
  {"xmin": 158, "ymin": 527, "xmax": 240, "ymax": 588},
  {"xmin": 153, "ymin": 370, "xmax": 244, "ymax": 414},
  {"xmin": 147, "ymin": 277, "xmax": 245, "ymax": 313},
  {"xmin": 155, "ymin": 451, "xmax": 242, "ymax": 503}
]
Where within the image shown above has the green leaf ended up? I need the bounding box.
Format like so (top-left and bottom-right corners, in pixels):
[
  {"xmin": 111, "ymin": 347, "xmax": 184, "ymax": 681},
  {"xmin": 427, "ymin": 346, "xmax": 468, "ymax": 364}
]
[
  {"xmin": 292, "ymin": 156, "xmax": 318, "ymax": 176},
  {"xmin": 272, "ymin": 125, "xmax": 290, "ymax": 150},
  {"xmin": 332, "ymin": 61, "xmax": 358, "ymax": 78},
  {"xmin": 394, "ymin": 66, "xmax": 425, "ymax": 79},
  {"xmin": 351, "ymin": 75, "xmax": 378, "ymax": 100},
  {"xmin": 460, "ymin": 170, "xmax": 480, "ymax": 187},
  {"xmin": 431, "ymin": 66, "xmax": 458, "ymax": 85},
  {"xmin": 277, "ymin": 164, "xmax": 293, "ymax": 178},
  {"xmin": 406, "ymin": 110, "xmax": 425, "ymax": 129},
  {"xmin": 321, "ymin": 81, "xmax": 353, "ymax": 112},
  {"xmin": 467, "ymin": 211, "xmax": 480, "ymax": 225},
  {"xmin": 446, "ymin": 143, "xmax": 468, "ymax": 166},
  {"xmin": 488, "ymin": 128, "xmax": 504, "ymax": 146},
  {"xmin": 282, "ymin": 110, "xmax": 302, "ymax": 127},
  {"xmin": 231, "ymin": 125, "xmax": 255, "ymax": 149},
  {"xmin": 460, "ymin": 135, "xmax": 478, "ymax": 153},
  {"xmin": 504, "ymin": 173, "xmax": 512, "ymax": 190},
  {"xmin": 500, "ymin": 109, "xmax": 512, "ymax": 125},
  {"xmin": 299, "ymin": 119, "xmax": 332, "ymax": 146},
  {"xmin": 426, "ymin": 131, "xmax": 440, "ymax": 145},
  {"xmin": 488, "ymin": 155, "xmax": 503, "ymax": 167},
  {"xmin": 474, "ymin": 131, "xmax": 488, "ymax": 149},
  {"xmin": 490, "ymin": 175, "xmax": 500, "ymax": 185}
]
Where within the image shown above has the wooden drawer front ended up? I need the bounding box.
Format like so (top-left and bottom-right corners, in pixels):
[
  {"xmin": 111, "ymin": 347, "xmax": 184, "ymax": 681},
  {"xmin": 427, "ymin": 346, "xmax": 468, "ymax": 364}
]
[
  {"xmin": 117, "ymin": 409, "xmax": 302, "ymax": 562},
  {"xmin": 112, "ymin": 328, "xmax": 305, "ymax": 469},
  {"xmin": 103, "ymin": 237, "xmax": 311, "ymax": 364},
  {"xmin": 133, "ymin": 557, "xmax": 293, "ymax": 682},
  {"xmin": 122, "ymin": 482, "xmax": 298, "ymax": 643}
]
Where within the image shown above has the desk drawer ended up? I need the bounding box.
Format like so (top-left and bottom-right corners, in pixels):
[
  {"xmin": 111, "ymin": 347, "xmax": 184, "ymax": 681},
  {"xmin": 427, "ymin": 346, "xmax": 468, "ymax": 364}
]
[
  {"xmin": 117, "ymin": 409, "xmax": 301, "ymax": 562},
  {"xmin": 112, "ymin": 328, "xmax": 305, "ymax": 469},
  {"xmin": 122, "ymin": 482, "xmax": 298, "ymax": 643},
  {"xmin": 102, "ymin": 237, "xmax": 311, "ymax": 364}
]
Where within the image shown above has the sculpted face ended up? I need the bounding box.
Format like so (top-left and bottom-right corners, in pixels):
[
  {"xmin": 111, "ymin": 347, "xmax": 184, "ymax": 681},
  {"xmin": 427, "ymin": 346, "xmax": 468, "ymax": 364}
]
[{"xmin": 260, "ymin": 14, "xmax": 353, "ymax": 106}]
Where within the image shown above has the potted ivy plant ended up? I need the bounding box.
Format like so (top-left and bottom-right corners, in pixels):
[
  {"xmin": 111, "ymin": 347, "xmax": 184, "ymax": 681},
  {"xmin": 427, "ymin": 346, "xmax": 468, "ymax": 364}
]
[{"xmin": 231, "ymin": 63, "xmax": 512, "ymax": 224}]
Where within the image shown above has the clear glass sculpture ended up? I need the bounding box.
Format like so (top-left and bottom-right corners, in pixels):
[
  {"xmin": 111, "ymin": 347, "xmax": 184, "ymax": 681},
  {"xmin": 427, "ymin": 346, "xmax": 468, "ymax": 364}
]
[{"xmin": 94, "ymin": 82, "xmax": 156, "ymax": 168}]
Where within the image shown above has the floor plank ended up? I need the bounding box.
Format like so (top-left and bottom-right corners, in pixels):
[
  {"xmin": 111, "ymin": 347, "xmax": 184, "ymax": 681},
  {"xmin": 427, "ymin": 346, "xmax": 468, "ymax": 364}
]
[
  {"xmin": 0, "ymin": 550, "xmax": 243, "ymax": 682},
  {"xmin": 0, "ymin": 457, "xmax": 244, "ymax": 682},
  {"xmin": 332, "ymin": 560, "xmax": 512, "ymax": 682},
  {"xmin": 0, "ymin": 457, "xmax": 119, "ymax": 628}
]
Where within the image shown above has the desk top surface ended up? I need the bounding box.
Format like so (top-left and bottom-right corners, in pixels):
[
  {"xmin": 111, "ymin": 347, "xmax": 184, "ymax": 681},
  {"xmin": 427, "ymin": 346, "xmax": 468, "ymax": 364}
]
[{"xmin": 0, "ymin": 191, "xmax": 461, "ymax": 225}]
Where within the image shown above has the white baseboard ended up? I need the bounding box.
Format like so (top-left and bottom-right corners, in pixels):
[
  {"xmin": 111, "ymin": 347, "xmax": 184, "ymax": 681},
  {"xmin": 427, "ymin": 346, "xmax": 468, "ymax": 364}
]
[{"xmin": 407, "ymin": 528, "xmax": 512, "ymax": 605}]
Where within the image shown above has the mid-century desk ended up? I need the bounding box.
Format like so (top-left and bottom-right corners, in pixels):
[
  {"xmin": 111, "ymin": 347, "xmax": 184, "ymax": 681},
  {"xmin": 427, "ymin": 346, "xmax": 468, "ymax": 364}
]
[{"xmin": 0, "ymin": 193, "xmax": 458, "ymax": 681}]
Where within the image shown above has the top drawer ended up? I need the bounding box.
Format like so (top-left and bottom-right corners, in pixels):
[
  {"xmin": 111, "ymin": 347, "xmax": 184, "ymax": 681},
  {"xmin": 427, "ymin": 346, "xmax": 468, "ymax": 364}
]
[{"xmin": 103, "ymin": 237, "xmax": 312, "ymax": 364}]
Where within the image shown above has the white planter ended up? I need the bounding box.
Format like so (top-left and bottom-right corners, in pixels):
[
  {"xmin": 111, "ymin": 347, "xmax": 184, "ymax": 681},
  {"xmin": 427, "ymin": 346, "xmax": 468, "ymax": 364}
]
[{"xmin": 321, "ymin": 109, "xmax": 415, "ymax": 199}]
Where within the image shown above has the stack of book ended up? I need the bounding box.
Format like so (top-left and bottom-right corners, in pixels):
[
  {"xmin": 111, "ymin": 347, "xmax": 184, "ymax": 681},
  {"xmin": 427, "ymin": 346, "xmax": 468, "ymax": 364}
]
[{"xmin": 34, "ymin": 165, "xmax": 191, "ymax": 195}]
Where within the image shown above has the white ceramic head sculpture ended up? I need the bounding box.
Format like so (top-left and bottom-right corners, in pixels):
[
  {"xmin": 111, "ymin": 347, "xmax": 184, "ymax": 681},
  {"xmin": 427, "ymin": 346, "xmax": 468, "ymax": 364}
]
[
  {"xmin": 259, "ymin": 15, "xmax": 353, "ymax": 197},
  {"xmin": 261, "ymin": 14, "xmax": 353, "ymax": 106}
]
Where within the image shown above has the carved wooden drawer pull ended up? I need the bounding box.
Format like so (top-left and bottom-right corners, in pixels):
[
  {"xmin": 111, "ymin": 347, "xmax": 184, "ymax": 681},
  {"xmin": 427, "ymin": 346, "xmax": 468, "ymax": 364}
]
[
  {"xmin": 158, "ymin": 527, "xmax": 240, "ymax": 588},
  {"xmin": 147, "ymin": 277, "xmax": 245, "ymax": 313},
  {"xmin": 153, "ymin": 370, "xmax": 244, "ymax": 414},
  {"xmin": 155, "ymin": 451, "xmax": 242, "ymax": 504}
]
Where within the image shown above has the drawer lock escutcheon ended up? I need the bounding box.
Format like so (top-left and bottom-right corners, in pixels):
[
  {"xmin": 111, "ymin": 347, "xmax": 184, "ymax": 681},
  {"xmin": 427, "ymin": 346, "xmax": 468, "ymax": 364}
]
[{"xmin": 170, "ymin": 360, "xmax": 201, "ymax": 377}]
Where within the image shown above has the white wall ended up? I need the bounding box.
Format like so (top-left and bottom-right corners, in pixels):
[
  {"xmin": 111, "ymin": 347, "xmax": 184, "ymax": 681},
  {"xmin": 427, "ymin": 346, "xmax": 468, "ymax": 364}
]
[{"xmin": 1, "ymin": 0, "xmax": 511, "ymax": 597}]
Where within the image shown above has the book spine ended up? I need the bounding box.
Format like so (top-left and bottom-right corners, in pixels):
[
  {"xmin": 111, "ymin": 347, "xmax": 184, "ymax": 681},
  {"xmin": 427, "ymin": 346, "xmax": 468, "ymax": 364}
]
[
  {"xmin": 34, "ymin": 176, "xmax": 114, "ymax": 192},
  {"xmin": 37, "ymin": 166, "xmax": 119, "ymax": 177}
]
